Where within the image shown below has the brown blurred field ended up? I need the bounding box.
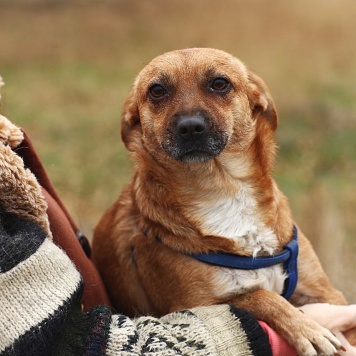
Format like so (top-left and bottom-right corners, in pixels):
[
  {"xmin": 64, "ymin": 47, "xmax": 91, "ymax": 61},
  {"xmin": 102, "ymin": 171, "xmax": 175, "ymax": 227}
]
[{"xmin": 0, "ymin": 0, "xmax": 355, "ymax": 302}]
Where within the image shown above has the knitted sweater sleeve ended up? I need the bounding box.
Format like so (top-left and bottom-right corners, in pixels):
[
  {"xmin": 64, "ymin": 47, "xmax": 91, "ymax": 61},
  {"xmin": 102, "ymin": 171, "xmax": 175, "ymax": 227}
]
[{"xmin": 0, "ymin": 210, "xmax": 271, "ymax": 356}]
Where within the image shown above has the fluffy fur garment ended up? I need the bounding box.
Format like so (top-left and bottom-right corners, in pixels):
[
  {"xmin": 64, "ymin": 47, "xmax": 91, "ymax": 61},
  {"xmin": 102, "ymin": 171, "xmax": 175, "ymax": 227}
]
[{"xmin": 0, "ymin": 111, "xmax": 51, "ymax": 238}]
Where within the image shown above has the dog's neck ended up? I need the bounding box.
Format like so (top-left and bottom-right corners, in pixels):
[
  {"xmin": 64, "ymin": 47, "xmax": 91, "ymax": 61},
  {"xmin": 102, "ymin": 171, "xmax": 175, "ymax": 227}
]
[
  {"xmin": 184, "ymin": 155, "xmax": 292, "ymax": 255},
  {"xmin": 132, "ymin": 149, "xmax": 294, "ymax": 254}
]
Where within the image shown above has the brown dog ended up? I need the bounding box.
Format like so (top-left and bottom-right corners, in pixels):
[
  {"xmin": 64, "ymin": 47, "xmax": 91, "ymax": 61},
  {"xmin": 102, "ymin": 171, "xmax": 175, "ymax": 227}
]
[{"xmin": 93, "ymin": 48, "xmax": 350, "ymax": 355}]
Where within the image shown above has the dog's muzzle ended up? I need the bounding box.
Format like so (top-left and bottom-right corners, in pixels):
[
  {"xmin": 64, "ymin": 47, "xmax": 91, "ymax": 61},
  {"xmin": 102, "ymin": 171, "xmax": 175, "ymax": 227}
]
[{"xmin": 162, "ymin": 112, "xmax": 228, "ymax": 163}]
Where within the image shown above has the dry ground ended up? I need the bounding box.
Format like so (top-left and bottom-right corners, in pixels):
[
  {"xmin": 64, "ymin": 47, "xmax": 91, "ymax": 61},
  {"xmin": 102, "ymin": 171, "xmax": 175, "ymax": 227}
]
[{"xmin": 0, "ymin": 0, "xmax": 355, "ymax": 301}]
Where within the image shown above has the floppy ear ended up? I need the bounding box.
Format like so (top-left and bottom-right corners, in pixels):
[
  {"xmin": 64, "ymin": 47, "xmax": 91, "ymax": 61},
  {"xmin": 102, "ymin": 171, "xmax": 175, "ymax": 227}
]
[
  {"xmin": 121, "ymin": 88, "xmax": 142, "ymax": 152},
  {"xmin": 247, "ymin": 70, "xmax": 278, "ymax": 131}
]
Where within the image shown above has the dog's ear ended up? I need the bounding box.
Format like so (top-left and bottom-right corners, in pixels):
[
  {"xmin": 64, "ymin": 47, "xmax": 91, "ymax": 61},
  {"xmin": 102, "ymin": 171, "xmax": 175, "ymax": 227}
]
[
  {"xmin": 121, "ymin": 88, "xmax": 142, "ymax": 152},
  {"xmin": 247, "ymin": 70, "xmax": 278, "ymax": 130}
]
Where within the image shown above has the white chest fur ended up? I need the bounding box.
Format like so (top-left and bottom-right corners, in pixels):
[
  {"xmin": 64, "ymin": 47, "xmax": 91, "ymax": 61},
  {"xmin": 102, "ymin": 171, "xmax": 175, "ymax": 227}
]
[
  {"xmin": 213, "ymin": 264, "xmax": 287, "ymax": 298},
  {"xmin": 190, "ymin": 183, "xmax": 286, "ymax": 296},
  {"xmin": 193, "ymin": 184, "xmax": 279, "ymax": 256}
]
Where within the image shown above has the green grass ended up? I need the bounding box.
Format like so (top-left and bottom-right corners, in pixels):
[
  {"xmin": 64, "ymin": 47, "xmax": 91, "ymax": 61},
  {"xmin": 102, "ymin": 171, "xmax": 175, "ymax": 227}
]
[{"xmin": 0, "ymin": 0, "xmax": 355, "ymax": 301}]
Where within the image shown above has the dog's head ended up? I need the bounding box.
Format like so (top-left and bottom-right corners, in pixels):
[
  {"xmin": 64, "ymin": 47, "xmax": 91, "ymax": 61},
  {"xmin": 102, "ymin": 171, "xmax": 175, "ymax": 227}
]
[{"xmin": 121, "ymin": 48, "xmax": 278, "ymax": 167}]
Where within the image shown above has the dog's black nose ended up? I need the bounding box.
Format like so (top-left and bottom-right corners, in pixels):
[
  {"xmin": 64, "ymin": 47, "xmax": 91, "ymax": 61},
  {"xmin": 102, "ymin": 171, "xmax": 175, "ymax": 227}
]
[{"xmin": 176, "ymin": 114, "xmax": 208, "ymax": 139}]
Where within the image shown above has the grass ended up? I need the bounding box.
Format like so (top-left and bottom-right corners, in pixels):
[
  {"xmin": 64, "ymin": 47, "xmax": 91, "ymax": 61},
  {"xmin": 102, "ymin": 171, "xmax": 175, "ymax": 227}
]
[{"xmin": 0, "ymin": 0, "xmax": 355, "ymax": 301}]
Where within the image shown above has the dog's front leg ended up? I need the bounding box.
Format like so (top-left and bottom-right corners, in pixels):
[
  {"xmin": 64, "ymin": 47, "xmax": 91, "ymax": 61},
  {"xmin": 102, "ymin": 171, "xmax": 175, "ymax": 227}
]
[{"xmin": 231, "ymin": 289, "xmax": 341, "ymax": 356}]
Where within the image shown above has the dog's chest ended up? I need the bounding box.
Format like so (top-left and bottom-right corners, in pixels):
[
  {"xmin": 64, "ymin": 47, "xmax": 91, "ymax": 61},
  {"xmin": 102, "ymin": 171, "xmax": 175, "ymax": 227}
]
[
  {"xmin": 213, "ymin": 264, "xmax": 286, "ymax": 298},
  {"xmin": 189, "ymin": 185, "xmax": 287, "ymax": 295},
  {"xmin": 191, "ymin": 185, "xmax": 279, "ymax": 256}
]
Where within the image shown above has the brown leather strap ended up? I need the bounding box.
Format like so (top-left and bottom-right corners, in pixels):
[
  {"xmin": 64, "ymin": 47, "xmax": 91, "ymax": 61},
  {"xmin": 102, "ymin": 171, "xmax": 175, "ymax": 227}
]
[
  {"xmin": 18, "ymin": 130, "xmax": 111, "ymax": 310},
  {"xmin": 18, "ymin": 131, "xmax": 79, "ymax": 233}
]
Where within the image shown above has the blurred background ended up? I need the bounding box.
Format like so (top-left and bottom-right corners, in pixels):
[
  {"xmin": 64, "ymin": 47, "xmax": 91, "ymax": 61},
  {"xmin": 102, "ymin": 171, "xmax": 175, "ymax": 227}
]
[{"xmin": 0, "ymin": 0, "xmax": 355, "ymax": 302}]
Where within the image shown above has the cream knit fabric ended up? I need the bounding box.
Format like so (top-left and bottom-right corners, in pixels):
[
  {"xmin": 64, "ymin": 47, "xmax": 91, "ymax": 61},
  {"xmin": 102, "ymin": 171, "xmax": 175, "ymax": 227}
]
[
  {"xmin": 0, "ymin": 239, "xmax": 82, "ymax": 352},
  {"xmin": 193, "ymin": 305, "xmax": 252, "ymax": 355}
]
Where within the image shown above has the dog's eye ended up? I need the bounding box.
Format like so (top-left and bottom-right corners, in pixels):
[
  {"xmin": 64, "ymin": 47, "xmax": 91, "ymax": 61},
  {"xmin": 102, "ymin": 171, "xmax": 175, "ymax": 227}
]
[
  {"xmin": 210, "ymin": 77, "xmax": 230, "ymax": 92},
  {"xmin": 148, "ymin": 84, "xmax": 167, "ymax": 99}
]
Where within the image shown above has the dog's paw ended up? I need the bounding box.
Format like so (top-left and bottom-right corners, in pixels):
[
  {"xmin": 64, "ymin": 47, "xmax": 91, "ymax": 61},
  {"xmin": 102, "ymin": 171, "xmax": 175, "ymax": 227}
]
[
  {"xmin": 0, "ymin": 115, "xmax": 24, "ymax": 148},
  {"xmin": 288, "ymin": 316, "xmax": 342, "ymax": 356}
]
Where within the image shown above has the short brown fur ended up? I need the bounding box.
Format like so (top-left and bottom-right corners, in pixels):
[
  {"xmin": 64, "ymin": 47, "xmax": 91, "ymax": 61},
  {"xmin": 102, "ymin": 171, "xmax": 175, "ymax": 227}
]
[{"xmin": 93, "ymin": 48, "xmax": 354, "ymax": 354}]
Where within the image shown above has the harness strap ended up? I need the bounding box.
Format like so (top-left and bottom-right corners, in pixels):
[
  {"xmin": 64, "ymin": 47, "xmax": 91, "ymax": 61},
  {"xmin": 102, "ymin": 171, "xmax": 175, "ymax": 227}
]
[{"xmin": 189, "ymin": 226, "xmax": 299, "ymax": 300}]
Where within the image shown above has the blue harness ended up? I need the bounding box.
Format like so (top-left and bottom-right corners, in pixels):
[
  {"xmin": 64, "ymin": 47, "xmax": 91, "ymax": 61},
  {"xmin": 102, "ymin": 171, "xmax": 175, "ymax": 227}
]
[{"xmin": 189, "ymin": 226, "xmax": 299, "ymax": 300}]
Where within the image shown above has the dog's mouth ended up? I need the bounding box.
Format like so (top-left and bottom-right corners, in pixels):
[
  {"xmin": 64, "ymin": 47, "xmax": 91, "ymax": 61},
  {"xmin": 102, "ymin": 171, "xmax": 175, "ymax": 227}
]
[
  {"xmin": 162, "ymin": 113, "xmax": 228, "ymax": 163},
  {"xmin": 166, "ymin": 146, "xmax": 223, "ymax": 163}
]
